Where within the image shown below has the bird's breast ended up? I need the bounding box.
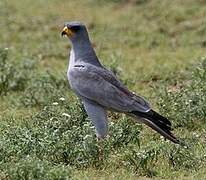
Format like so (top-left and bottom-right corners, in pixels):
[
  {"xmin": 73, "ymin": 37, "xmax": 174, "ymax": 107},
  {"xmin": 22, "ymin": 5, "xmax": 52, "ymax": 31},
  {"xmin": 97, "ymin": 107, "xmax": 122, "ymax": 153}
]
[
  {"xmin": 67, "ymin": 66, "xmax": 84, "ymax": 93},
  {"xmin": 67, "ymin": 68, "xmax": 75, "ymax": 88}
]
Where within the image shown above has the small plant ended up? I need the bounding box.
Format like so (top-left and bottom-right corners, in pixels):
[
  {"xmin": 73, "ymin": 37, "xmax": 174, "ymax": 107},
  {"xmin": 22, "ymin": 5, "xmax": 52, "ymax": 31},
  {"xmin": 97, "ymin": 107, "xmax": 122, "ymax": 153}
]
[
  {"xmin": 106, "ymin": 53, "xmax": 123, "ymax": 77},
  {"xmin": 122, "ymin": 138, "xmax": 206, "ymax": 176},
  {"xmin": 122, "ymin": 142, "xmax": 162, "ymax": 176},
  {"xmin": 163, "ymin": 142, "xmax": 204, "ymax": 171},
  {"xmin": 157, "ymin": 58, "xmax": 206, "ymax": 129},
  {"xmin": 0, "ymin": 95, "xmax": 143, "ymax": 173},
  {"xmin": 108, "ymin": 116, "xmax": 141, "ymax": 150},
  {"xmin": 0, "ymin": 156, "xmax": 72, "ymax": 180},
  {"xmin": 20, "ymin": 72, "xmax": 68, "ymax": 107},
  {"xmin": 0, "ymin": 48, "xmax": 35, "ymax": 95},
  {"xmin": 0, "ymin": 48, "xmax": 69, "ymax": 107}
]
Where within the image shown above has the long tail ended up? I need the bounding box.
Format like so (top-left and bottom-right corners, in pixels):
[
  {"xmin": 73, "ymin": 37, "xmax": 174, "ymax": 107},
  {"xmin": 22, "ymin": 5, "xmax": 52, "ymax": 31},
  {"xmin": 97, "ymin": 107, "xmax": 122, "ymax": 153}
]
[{"xmin": 130, "ymin": 109, "xmax": 180, "ymax": 144}]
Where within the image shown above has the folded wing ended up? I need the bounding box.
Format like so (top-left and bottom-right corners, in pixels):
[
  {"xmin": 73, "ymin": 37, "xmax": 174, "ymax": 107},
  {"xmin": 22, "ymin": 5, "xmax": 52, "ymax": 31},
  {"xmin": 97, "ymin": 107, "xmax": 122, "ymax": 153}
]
[{"xmin": 69, "ymin": 63, "xmax": 151, "ymax": 113}]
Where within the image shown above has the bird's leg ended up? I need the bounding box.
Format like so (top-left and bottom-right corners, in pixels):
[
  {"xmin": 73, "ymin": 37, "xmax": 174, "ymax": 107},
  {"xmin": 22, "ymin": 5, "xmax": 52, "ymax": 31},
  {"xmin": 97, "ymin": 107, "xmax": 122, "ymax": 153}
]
[{"xmin": 97, "ymin": 137, "xmax": 104, "ymax": 161}]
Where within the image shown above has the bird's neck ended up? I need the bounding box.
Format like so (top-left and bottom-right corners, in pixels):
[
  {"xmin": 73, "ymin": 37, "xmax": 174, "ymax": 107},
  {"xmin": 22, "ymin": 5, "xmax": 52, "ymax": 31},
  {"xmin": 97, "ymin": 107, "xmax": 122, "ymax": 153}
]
[{"xmin": 71, "ymin": 39, "xmax": 101, "ymax": 66}]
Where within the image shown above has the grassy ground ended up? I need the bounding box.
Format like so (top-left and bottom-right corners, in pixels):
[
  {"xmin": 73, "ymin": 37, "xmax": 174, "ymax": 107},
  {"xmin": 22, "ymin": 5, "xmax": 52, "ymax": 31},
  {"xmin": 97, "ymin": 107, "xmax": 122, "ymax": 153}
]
[{"xmin": 0, "ymin": 0, "xmax": 206, "ymax": 179}]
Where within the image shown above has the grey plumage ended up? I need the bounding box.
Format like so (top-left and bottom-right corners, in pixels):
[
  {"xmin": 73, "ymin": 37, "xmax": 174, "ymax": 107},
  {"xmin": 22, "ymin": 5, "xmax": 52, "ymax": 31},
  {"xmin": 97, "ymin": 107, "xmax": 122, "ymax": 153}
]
[{"xmin": 62, "ymin": 21, "xmax": 180, "ymax": 144}]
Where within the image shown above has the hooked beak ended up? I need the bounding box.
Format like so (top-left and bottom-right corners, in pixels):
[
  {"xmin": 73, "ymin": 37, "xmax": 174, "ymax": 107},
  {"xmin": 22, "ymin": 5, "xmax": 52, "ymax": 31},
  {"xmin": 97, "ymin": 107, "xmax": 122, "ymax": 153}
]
[{"xmin": 61, "ymin": 26, "xmax": 74, "ymax": 37}]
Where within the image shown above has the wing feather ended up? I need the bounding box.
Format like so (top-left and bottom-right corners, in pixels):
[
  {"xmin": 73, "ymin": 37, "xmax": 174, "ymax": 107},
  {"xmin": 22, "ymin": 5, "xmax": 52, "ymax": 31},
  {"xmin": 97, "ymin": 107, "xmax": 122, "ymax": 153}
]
[{"xmin": 69, "ymin": 63, "xmax": 150, "ymax": 112}]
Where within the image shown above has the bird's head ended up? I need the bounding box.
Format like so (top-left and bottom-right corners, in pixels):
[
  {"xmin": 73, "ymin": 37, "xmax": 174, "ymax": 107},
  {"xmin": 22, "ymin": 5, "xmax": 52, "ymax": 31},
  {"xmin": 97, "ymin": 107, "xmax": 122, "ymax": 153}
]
[{"xmin": 61, "ymin": 21, "xmax": 89, "ymax": 43}]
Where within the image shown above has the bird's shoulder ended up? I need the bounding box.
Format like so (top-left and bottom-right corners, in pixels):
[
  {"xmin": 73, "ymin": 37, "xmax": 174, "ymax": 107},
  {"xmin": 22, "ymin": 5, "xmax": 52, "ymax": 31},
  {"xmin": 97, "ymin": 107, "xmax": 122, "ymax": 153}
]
[
  {"xmin": 71, "ymin": 63, "xmax": 120, "ymax": 82},
  {"xmin": 69, "ymin": 62, "xmax": 106, "ymax": 77}
]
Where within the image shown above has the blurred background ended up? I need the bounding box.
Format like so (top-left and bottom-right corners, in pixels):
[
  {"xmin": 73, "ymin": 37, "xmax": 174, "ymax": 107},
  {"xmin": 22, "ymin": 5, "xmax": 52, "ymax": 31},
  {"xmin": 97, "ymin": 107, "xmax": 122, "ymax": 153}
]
[{"xmin": 0, "ymin": 0, "xmax": 205, "ymax": 179}]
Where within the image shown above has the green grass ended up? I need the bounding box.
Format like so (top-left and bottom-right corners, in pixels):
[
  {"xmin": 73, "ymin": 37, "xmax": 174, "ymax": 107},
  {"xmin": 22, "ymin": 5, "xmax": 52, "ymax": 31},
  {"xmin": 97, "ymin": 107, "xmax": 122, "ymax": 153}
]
[{"xmin": 0, "ymin": 0, "xmax": 206, "ymax": 179}]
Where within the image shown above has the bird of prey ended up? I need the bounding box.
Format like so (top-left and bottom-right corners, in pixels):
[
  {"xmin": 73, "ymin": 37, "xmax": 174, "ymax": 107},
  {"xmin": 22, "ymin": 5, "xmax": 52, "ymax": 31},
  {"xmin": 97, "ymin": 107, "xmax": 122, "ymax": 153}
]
[{"xmin": 61, "ymin": 21, "xmax": 180, "ymax": 144}]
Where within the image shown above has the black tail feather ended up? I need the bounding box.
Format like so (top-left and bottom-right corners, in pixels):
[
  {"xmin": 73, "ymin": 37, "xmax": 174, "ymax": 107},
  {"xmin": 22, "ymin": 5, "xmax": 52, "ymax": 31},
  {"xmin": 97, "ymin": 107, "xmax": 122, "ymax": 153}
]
[
  {"xmin": 131, "ymin": 110, "xmax": 180, "ymax": 144},
  {"xmin": 149, "ymin": 110, "xmax": 171, "ymax": 126}
]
